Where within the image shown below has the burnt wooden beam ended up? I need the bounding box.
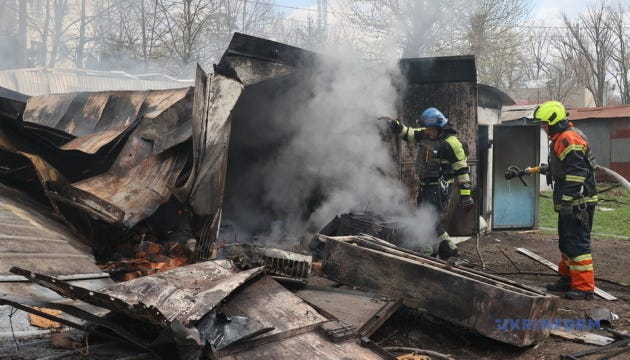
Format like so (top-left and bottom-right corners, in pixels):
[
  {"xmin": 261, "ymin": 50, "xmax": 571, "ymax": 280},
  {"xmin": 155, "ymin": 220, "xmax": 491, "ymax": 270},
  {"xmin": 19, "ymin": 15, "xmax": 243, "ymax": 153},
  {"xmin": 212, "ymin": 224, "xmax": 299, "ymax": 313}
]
[{"xmin": 322, "ymin": 236, "xmax": 559, "ymax": 347}]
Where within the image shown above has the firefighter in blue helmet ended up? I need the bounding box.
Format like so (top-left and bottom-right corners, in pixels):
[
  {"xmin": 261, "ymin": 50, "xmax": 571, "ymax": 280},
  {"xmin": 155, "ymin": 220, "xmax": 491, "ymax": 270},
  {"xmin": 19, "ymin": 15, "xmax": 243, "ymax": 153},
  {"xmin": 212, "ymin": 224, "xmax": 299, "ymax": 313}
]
[{"xmin": 384, "ymin": 107, "xmax": 473, "ymax": 259}]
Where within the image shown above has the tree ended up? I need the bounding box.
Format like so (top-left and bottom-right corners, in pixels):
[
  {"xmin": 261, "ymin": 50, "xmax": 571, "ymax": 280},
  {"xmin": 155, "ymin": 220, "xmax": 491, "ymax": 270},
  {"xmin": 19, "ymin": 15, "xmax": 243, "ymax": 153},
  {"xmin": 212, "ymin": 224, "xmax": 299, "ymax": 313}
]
[
  {"xmin": 200, "ymin": 0, "xmax": 279, "ymax": 65},
  {"xmin": 608, "ymin": 2, "xmax": 630, "ymax": 104},
  {"xmin": 460, "ymin": 0, "xmax": 532, "ymax": 89},
  {"xmin": 92, "ymin": 0, "xmax": 169, "ymax": 72},
  {"xmin": 341, "ymin": 0, "xmax": 533, "ymax": 88},
  {"xmin": 557, "ymin": 3, "xmax": 614, "ymax": 106},
  {"xmin": 526, "ymin": 27, "xmax": 579, "ymax": 103},
  {"xmin": 342, "ymin": 0, "xmax": 468, "ymax": 58}
]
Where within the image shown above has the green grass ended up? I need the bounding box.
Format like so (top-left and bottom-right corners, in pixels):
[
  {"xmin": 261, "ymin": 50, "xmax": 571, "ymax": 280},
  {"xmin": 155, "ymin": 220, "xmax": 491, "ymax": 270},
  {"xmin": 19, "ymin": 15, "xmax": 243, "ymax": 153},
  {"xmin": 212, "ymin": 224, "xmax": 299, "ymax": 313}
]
[{"xmin": 539, "ymin": 183, "xmax": 630, "ymax": 239}]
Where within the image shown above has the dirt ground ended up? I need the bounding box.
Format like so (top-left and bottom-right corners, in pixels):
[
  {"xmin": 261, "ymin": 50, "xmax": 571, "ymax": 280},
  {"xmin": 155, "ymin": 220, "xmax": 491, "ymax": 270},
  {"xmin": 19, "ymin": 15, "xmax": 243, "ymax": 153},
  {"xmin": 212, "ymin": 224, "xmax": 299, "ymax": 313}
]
[{"xmin": 371, "ymin": 230, "xmax": 630, "ymax": 360}]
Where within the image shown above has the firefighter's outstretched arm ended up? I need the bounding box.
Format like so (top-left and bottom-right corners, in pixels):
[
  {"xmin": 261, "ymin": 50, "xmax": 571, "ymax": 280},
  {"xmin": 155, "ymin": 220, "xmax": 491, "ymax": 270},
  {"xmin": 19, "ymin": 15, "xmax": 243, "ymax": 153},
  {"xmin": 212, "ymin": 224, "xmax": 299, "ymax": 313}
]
[{"xmin": 379, "ymin": 116, "xmax": 426, "ymax": 144}]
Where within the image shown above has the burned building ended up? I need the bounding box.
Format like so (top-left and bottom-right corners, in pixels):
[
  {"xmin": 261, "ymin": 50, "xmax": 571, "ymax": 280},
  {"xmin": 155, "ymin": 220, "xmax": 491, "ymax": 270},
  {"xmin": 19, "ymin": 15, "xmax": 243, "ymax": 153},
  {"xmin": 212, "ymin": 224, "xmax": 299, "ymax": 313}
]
[{"xmin": 0, "ymin": 33, "xmax": 561, "ymax": 359}]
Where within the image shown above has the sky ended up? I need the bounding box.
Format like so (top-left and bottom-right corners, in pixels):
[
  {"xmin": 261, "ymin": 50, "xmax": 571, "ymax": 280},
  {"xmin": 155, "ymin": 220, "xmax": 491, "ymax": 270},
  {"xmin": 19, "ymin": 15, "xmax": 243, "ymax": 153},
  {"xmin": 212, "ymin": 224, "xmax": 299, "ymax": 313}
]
[
  {"xmin": 276, "ymin": 0, "xmax": 599, "ymax": 23},
  {"xmin": 533, "ymin": 0, "xmax": 596, "ymax": 23}
]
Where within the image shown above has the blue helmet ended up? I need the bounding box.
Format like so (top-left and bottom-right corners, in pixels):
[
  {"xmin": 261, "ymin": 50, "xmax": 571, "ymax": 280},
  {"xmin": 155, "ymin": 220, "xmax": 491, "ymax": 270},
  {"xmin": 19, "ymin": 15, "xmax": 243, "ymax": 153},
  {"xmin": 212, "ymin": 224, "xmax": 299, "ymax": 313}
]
[{"xmin": 417, "ymin": 107, "xmax": 448, "ymax": 128}]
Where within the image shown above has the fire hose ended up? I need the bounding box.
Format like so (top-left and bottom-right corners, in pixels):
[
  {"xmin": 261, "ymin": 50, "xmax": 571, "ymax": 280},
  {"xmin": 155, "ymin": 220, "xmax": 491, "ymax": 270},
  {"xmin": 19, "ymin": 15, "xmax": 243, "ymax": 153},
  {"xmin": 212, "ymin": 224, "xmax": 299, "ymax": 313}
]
[
  {"xmin": 505, "ymin": 163, "xmax": 630, "ymax": 193},
  {"xmin": 504, "ymin": 164, "xmax": 547, "ymax": 186}
]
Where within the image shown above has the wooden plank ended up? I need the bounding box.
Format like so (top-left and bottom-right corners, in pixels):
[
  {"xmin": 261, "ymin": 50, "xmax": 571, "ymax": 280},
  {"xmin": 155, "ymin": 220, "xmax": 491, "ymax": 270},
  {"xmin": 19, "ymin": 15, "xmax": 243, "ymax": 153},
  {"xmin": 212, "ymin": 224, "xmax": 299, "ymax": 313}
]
[
  {"xmin": 550, "ymin": 329, "xmax": 615, "ymax": 346},
  {"xmin": 323, "ymin": 237, "xmax": 559, "ymax": 347},
  {"xmin": 515, "ymin": 247, "xmax": 618, "ymax": 301}
]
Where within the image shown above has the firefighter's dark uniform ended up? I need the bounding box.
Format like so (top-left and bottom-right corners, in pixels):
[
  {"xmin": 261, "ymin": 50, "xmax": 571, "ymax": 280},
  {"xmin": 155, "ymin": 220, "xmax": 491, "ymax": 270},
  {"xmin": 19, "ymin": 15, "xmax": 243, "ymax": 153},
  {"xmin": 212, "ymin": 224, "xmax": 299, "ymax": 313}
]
[
  {"xmin": 548, "ymin": 122, "xmax": 598, "ymax": 294},
  {"xmin": 395, "ymin": 123, "xmax": 472, "ymax": 257}
]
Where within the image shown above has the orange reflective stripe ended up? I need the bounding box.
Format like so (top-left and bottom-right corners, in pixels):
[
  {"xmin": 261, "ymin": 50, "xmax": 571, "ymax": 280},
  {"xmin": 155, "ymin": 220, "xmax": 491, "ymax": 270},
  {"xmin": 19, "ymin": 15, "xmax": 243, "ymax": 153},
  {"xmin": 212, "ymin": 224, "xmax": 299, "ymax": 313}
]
[
  {"xmin": 569, "ymin": 256, "xmax": 593, "ymax": 271},
  {"xmin": 568, "ymin": 253, "xmax": 595, "ymax": 291}
]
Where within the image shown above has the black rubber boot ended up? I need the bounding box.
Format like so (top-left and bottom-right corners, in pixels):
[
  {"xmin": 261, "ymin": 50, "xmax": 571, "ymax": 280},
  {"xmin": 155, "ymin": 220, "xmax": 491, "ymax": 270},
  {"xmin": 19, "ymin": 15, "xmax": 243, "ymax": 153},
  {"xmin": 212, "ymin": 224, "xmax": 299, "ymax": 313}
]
[
  {"xmin": 546, "ymin": 277, "xmax": 571, "ymax": 292},
  {"xmin": 565, "ymin": 290, "xmax": 594, "ymax": 300},
  {"xmin": 438, "ymin": 240, "xmax": 460, "ymax": 260}
]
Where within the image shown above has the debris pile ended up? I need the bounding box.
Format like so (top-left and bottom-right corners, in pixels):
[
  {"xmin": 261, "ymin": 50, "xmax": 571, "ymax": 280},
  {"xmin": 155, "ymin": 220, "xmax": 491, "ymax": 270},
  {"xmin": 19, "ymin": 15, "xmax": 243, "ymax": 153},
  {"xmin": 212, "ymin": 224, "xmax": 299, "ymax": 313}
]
[{"xmin": 0, "ymin": 33, "xmax": 594, "ymax": 359}]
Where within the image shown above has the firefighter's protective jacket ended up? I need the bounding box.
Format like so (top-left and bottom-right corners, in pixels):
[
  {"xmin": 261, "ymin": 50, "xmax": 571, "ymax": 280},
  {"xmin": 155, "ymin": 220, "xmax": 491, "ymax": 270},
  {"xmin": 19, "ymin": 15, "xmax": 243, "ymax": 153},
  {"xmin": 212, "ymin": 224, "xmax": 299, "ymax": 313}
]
[
  {"xmin": 397, "ymin": 124, "xmax": 471, "ymax": 190},
  {"xmin": 548, "ymin": 122, "xmax": 598, "ymax": 211}
]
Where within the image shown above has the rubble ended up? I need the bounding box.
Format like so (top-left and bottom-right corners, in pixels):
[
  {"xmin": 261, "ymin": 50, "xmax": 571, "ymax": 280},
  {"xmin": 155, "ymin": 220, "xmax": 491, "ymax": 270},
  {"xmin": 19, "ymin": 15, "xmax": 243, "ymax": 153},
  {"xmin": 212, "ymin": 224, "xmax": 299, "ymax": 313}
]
[{"xmin": 0, "ymin": 33, "xmax": 592, "ymax": 359}]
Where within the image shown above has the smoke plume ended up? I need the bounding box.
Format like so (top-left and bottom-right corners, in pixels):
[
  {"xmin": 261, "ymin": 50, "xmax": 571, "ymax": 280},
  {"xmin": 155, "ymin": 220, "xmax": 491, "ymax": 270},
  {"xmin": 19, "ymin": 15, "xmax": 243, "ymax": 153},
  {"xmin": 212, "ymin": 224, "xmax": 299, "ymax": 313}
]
[{"xmin": 223, "ymin": 41, "xmax": 436, "ymax": 252}]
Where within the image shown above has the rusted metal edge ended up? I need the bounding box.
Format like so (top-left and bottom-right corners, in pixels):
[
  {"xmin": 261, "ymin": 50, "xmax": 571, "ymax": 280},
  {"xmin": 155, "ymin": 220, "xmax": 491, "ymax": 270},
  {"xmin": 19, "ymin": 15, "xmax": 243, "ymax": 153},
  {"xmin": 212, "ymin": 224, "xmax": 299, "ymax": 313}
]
[
  {"xmin": 294, "ymin": 284, "xmax": 401, "ymax": 338},
  {"xmin": 9, "ymin": 267, "xmax": 168, "ymax": 327},
  {"xmin": 216, "ymin": 322, "xmax": 324, "ymax": 357},
  {"xmin": 0, "ymin": 295, "xmax": 154, "ymax": 351},
  {"xmin": 358, "ymin": 298, "xmax": 403, "ymax": 338},
  {"xmin": 516, "ymin": 248, "xmax": 617, "ymax": 301},
  {"xmin": 0, "ymin": 272, "xmax": 110, "ymax": 282},
  {"xmin": 0, "ymin": 299, "xmax": 134, "ymax": 348},
  {"xmin": 46, "ymin": 184, "xmax": 125, "ymax": 224}
]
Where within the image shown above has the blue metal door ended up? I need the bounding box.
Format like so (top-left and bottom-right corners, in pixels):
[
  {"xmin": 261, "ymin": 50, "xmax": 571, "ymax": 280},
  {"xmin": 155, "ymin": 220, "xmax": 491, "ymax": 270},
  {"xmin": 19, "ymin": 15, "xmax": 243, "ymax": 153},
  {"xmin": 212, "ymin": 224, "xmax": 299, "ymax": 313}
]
[{"xmin": 492, "ymin": 125, "xmax": 539, "ymax": 229}]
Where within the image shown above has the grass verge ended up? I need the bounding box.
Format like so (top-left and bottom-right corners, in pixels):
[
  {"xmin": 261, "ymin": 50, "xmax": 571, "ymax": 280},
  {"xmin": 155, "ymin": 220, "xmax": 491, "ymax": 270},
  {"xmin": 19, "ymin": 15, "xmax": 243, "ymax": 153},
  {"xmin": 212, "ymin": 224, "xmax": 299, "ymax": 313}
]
[{"xmin": 539, "ymin": 183, "xmax": 630, "ymax": 239}]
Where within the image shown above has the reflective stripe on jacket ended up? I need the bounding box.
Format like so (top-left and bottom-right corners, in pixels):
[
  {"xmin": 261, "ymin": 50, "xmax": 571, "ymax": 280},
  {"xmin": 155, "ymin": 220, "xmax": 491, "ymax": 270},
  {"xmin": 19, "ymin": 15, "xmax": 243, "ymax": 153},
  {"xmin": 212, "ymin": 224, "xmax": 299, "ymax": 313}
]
[
  {"xmin": 398, "ymin": 124, "xmax": 471, "ymax": 187},
  {"xmin": 549, "ymin": 123, "xmax": 598, "ymax": 208}
]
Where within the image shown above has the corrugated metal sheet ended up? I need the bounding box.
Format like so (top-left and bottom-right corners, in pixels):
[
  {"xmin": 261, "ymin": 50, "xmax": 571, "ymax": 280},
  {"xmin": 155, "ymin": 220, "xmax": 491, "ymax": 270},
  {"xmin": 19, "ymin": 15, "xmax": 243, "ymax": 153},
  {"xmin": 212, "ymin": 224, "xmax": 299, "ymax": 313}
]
[
  {"xmin": 65, "ymin": 138, "xmax": 189, "ymax": 227},
  {"xmin": 500, "ymin": 104, "xmax": 538, "ymax": 122},
  {"xmin": 567, "ymin": 104, "xmax": 630, "ymax": 121},
  {"xmin": 0, "ymin": 182, "xmax": 112, "ymax": 298},
  {"xmin": 13, "ymin": 69, "xmax": 50, "ymax": 95},
  {"xmin": 0, "ymin": 68, "xmax": 192, "ymax": 96},
  {"xmin": 10, "ymin": 261, "xmax": 263, "ymax": 327},
  {"xmin": 2, "ymin": 86, "xmax": 195, "ymax": 232},
  {"xmin": 23, "ymin": 88, "xmax": 192, "ymax": 152}
]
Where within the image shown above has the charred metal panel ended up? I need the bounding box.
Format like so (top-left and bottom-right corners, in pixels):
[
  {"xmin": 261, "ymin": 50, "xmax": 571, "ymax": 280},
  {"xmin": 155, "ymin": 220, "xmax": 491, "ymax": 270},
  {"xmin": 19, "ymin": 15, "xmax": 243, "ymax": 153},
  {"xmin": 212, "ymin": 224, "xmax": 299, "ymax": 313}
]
[
  {"xmin": 185, "ymin": 72, "xmax": 242, "ymax": 216},
  {"xmin": 10, "ymin": 266, "xmax": 168, "ymax": 326},
  {"xmin": 57, "ymin": 141, "xmax": 189, "ymax": 227},
  {"xmin": 176, "ymin": 66, "xmax": 243, "ymax": 258},
  {"xmin": 398, "ymin": 57, "xmax": 478, "ymax": 235},
  {"xmin": 0, "ymin": 86, "xmax": 27, "ymax": 119},
  {"xmin": 400, "ymin": 56, "xmax": 476, "ymax": 84},
  {"xmin": 220, "ymin": 57, "xmax": 296, "ymax": 86},
  {"xmin": 295, "ymin": 285, "xmax": 401, "ymax": 337},
  {"xmin": 100, "ymin": 262, "xmax": 263, "ymax": 325},
  {"xmin": 222, "ymin": 331, "xmax": 385, "ymax": 359},
  {"xmin": 217, "ymin": 276, "xmax": 329, "ymax": 356},
  {"xmin": 221, "ymin": 33, "xmax": 317, "ymax": 76},
  {"xmin": 218, "ymin": 244, "xmax": 312, "ymax": 281},
  {"xmin": 322, "ymin": 236, "xmax": 559, "ymax": 347},
  {"xmin": 10, "ymin": 260, "xmax": 263, "ymax": 327},
  {"xmin": 22, "ymin": 88, "xmax": 192, "ymax": 154},
  {"xmin": 2, "ymin": 89, "xmax": 194, "ymax": 232}
]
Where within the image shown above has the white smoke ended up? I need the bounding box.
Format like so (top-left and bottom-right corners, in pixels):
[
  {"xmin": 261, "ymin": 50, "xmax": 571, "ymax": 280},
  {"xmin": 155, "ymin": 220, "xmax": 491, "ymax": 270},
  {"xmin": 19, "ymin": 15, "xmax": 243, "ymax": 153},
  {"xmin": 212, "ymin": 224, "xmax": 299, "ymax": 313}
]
[{"xmin": 244, "ymin": 41, "xmax": 436, "ymax": 251}]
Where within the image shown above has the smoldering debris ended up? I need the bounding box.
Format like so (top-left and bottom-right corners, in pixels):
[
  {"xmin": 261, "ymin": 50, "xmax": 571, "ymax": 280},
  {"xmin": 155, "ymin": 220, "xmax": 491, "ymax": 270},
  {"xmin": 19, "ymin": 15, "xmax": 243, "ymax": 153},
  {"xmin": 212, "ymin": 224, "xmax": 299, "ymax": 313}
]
[{"xmin": 0, "ymin": 32, "xmax": 556, "ymax": 359}]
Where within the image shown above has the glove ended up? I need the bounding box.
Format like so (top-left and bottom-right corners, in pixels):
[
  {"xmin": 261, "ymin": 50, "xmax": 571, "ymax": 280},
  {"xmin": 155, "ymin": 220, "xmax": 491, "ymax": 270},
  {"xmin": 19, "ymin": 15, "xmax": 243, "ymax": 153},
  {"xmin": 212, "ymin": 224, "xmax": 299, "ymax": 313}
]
[
  {"xmin": 388, "ymin": 119, "xmax": 403, "ymax": 134},
  {"xmin": 538, "ymin": 163, "xmax": 549, "ymax": 175},
  {"xmin": 460, "ymin": 195, "xmax": 474, "ymax": 212},
  {"xmin": 557, "ymin": 201, "xmax": 573, "ymax": 216}
]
